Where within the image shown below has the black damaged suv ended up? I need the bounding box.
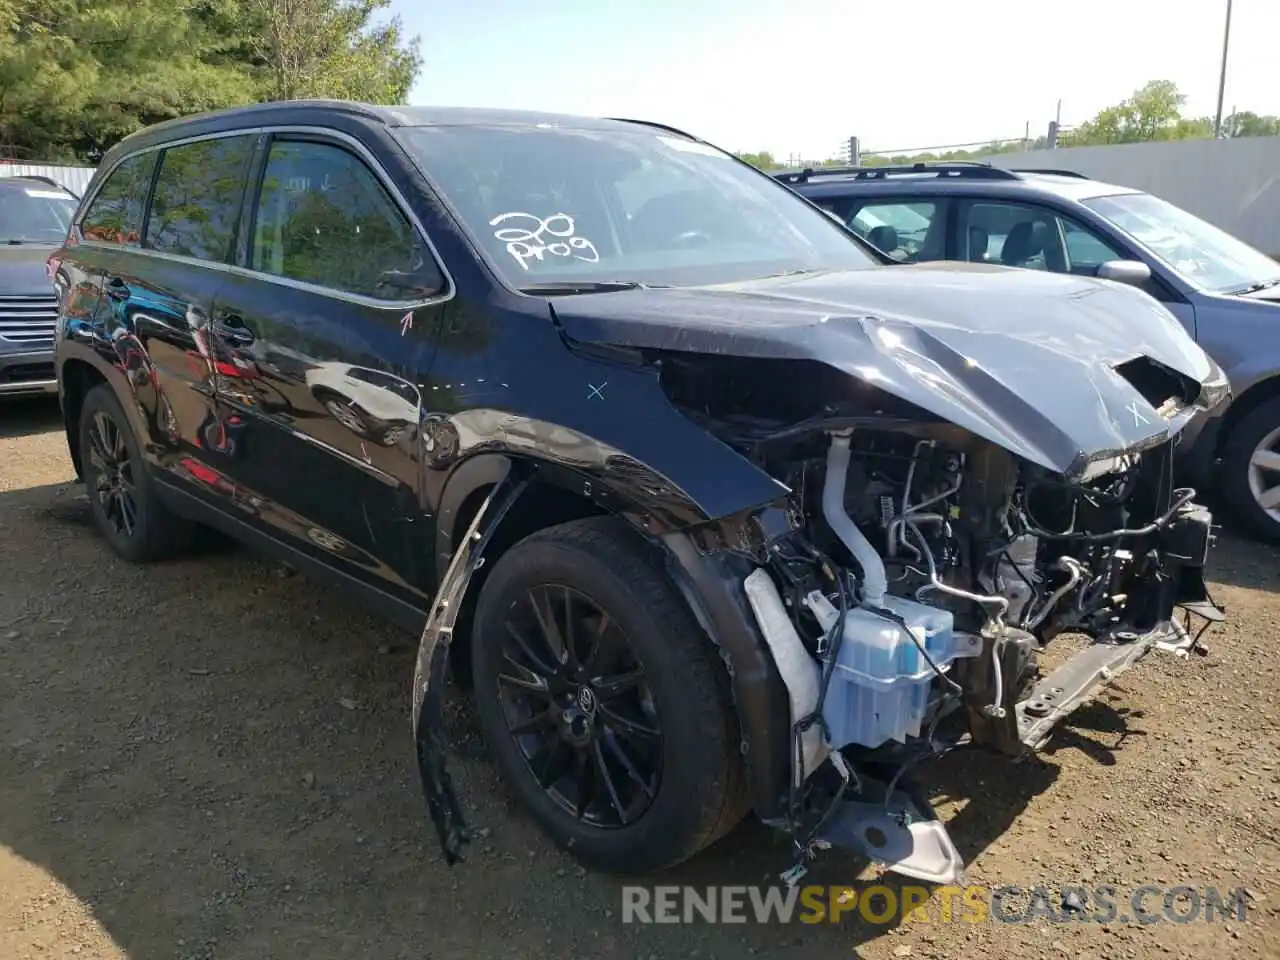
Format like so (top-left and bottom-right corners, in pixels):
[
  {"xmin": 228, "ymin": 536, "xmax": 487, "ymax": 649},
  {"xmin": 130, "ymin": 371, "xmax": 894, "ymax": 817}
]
[{"xmin": 51, "ymin": 101, "xmax": 1226, "ymax": 883}]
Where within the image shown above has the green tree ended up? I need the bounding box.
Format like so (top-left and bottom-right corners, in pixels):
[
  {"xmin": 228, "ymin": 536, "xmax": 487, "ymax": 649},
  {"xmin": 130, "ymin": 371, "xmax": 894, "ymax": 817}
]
[
  {"xmin": 1227, "ymin": 110, "xmax": 1280, "ymax": 138},
  {"xmin": 0, "ymin": 0, "xmax": 263, "ymax": 161},
  {"xmin": 0, "ymin": 0, "xmax": 421, "ymax": 163},
  {"xmin": 735, "ymin": 150, "xmax": 777, "ymax": 169},
  {"xmin": 244, "ymin": 0, "xmax": 420, "ymax": 103},
  {"xmin": 1066, "ymin": 80, "xmax": 1211, "ymax": 146}
]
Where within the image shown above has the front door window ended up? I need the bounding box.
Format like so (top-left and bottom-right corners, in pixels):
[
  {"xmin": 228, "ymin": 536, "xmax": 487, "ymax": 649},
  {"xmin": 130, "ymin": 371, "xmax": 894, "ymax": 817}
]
[{"xmin": 960, "ymin": 200, "xmax": 1128, "ymax": 276}]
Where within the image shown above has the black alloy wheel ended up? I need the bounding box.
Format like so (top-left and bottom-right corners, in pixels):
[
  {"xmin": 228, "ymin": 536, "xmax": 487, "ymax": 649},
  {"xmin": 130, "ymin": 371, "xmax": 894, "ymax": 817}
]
[
  {"xmin": 78, "ymin": 384, "xmax": 196, "ymax": 562},
  {"xmin": 470, "ymin": 517, "xmax": 748, "ymax": 873},
  {"xmin": 497, "ymin": 583, "xmax": 662, "ymax": 828},
  {"xmin": 86, "ymin": 408, "xmax": 138, "ymax": 538}
]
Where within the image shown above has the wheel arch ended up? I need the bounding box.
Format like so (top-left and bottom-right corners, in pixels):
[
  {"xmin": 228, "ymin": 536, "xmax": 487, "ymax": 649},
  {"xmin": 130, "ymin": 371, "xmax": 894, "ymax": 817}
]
[
  {"xmin": 59, "ymin": 356, "xmax": 110, "ymax": 480},
  {"xmin": 441, "ymin": 462, "xmax": 612, "ymax": 692},
  {"xmin": 309, "ymin": 384, "xmax": 353, "ymax": 409},
  {"xmin": 425, "ymin": 451, "xmax": 794, "ymax": 829},
  {"xmin": 1214, "ymin": 374, "xmax": 1280, "ymax": 462}
]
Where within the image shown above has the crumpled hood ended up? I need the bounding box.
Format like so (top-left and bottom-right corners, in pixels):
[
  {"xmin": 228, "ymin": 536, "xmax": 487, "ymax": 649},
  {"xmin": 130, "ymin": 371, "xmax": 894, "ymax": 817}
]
[{"xmin": 551, "ymin": 262, "xmax": 1227, "ymax": 478}]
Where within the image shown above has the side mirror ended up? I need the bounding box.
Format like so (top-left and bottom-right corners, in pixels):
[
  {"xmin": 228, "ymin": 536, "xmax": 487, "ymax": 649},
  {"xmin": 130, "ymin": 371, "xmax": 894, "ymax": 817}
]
[
  {"xmin": 376, "ymin": 252, "xmax": 445, "ymax": 300},
  {"xmin": 1096, "ymin": 259, "xmax": 1152, "ymax": 287}
]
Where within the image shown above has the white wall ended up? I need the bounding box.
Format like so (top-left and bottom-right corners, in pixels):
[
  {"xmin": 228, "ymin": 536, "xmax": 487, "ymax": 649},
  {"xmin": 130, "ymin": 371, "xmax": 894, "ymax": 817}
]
[
  {"xmin": 0, "ymin": 163, "xmax": 96, "ymax": 199},
  {"xmin": 986, "ymin": 136, "xmax": 1280, "ymax": 257}
]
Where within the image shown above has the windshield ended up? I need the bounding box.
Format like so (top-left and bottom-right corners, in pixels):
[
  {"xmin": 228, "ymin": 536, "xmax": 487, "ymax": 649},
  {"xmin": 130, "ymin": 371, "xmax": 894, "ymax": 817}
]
[
  {"xmin": 395, "ymin": 124, "xmax": 876, "ymax": 289},
  {"xmin": 0, "ymin": 183, "xmax": 77, "ymax": 243},
  {"xmin": 1083, "ymin": 192, "xmax": 1280, "ymax": 295}
]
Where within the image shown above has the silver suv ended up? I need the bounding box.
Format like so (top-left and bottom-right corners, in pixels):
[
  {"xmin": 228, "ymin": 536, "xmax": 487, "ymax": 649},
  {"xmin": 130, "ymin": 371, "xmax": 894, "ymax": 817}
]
[
  {"xmin": 0, "ymin": 176, "xmax": 79, "ymax": 398},
  {"xmin": 778, "ymin": 163, "xmax": 1280, "ymax": 540}
]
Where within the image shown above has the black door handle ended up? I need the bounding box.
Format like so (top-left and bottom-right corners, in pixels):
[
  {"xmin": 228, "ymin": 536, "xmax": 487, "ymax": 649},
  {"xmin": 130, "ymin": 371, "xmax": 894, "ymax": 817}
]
[
  {"xmin": 105, "ymin": 277, "xmax": 130, "ymax": 301},
  {"xmin": 213, "ymin": 315, "xmax": 256, "ymax": 347}
]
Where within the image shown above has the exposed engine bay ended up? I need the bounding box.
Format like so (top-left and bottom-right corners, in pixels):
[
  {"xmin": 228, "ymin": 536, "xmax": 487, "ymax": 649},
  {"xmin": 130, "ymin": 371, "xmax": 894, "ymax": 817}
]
[
  {"xmin": 661, "ymin": 355, "xmax": 1221, "ymax": 885},
  {"xmin": 412, "ymin": 269, "xmax": 1233, "ymax": 883}
]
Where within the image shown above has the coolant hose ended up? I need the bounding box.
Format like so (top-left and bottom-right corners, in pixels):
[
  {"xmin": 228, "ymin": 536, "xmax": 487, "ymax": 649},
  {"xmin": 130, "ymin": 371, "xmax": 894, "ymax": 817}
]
[{"xmin": 823, "ymin": 432, "xmax": 888, "ymax": 607}]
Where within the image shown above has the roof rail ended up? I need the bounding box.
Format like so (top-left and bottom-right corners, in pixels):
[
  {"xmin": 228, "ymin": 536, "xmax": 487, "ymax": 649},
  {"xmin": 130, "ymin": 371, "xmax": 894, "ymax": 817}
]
[
  {"xmin": 0, "ymin": 173, "xmax": 78, "ymax": 197},
  {"xmin": 1007, "ymin": 168, "xmax": 1090, "ymax": 179},
  {"xmin": 772, "ymin": 161, "xmax": 1023, "ymax": 185}
]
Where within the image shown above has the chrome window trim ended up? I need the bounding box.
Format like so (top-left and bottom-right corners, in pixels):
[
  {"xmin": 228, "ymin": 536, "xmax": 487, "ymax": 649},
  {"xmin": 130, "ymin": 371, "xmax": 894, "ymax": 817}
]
[{"xmin": 75, "ymin": 124, "xmax": 456, "ymax": 312}]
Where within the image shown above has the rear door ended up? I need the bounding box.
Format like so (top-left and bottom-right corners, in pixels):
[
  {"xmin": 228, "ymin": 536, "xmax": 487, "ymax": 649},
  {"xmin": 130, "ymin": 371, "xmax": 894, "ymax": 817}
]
[
  {"xmin": 112, "ymin": 134, "xmax": 257, "ymax": 499},
  {"xmin": 204, "ymin": 131, "xmax": 450, "ymax": 602},
  {"xmin": 66, "ymin": 135, "xmax": 258, "ymax": 499}
]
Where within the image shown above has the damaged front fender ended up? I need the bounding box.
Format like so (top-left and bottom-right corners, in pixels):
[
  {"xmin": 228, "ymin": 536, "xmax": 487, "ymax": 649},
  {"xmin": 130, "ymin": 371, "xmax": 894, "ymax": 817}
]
[
  {"xmin": 411, "ymin": 469, "xmax": 530, "ymax": 864},
  {"xmin": 411, "ymin": 469, "xmax": 802, "ymax": 865}
]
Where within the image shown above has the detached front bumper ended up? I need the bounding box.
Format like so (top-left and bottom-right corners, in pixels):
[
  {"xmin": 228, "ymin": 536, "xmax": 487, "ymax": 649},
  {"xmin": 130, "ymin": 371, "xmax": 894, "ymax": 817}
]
[
  {"xmin": 1017, "ymin": 617, "xmax": 1210, "ymax": 750},
  {"xmin": 0, "ymin": 347, "xmax": 56, "ymax": 396},
  {"xmin": 1173, "ymin": 400, "xmax": 1229, "ymax": 491}
]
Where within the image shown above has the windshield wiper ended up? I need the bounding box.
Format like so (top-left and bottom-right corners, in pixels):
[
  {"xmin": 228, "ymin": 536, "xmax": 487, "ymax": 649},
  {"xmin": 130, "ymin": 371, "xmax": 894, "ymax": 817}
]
[
  {"xmin": 518, "ymin": 280, "xmax": 654, "ymax": 296},
  {"xmin": 1226, "ymin": 278, "xmax": 1280, "ymax": 295}
]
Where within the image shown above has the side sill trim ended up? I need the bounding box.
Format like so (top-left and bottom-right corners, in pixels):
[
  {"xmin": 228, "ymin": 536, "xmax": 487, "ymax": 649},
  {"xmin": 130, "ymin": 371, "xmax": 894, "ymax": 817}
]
[{"xmin": 153, "ymin": 480, "xmax": 428, "ymax": 635}]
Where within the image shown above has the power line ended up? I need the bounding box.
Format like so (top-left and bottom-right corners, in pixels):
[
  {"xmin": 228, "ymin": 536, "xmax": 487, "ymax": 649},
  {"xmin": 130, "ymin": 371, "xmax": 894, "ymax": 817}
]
[{"xmin": 861, "ymin": 136, "xmax": 1028, "ymax": 156}]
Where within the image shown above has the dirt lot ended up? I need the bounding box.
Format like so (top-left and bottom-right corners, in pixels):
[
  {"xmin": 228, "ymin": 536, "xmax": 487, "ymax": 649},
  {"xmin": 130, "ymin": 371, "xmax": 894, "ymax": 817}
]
[{"xmin": 1, "ymin": 397, "xmax": 1278, "ymax": 960}]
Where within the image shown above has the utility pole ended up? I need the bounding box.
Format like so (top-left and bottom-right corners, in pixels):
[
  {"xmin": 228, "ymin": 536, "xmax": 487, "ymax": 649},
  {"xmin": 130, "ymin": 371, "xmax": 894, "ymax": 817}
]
[
  {"xmin": 1214, "ymin": 0, "xmax": 1234, "ymax": 138},
  {"xmin": 1047, "ymin": 99, "xmax": 1062, "ymax": 149}
]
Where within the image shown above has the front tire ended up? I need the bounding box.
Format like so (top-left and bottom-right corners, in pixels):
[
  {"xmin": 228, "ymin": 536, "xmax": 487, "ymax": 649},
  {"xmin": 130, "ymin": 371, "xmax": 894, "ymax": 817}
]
[
  {"xmin": 470, "ymin": 517, "xmax": 747, "ymax": 873},
  {"xmin": 1221, "ymin": 396, "xmax": 1280, "ymax": 543},
  {"xmin": 79, "ymin": 384, "xmax": 196, "ymax": 562}
]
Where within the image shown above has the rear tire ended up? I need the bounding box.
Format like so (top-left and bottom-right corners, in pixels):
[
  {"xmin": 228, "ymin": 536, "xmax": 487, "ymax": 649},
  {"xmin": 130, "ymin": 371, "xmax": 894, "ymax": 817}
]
[
  {"xmin": 470, "ymin": 516, "xmax": 747, "ymax": 873},
  {"xmin": 1221, "ymin": 396, "xmax": 1280, "ymax": 543},
  {"xmin": 79, "ymin": 384, "xmax": 197, "ymax": 562}
]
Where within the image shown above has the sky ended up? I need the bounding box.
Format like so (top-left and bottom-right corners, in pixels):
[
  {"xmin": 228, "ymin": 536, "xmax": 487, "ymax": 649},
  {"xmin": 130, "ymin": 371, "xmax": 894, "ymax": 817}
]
[{"xmin": 389, "ymin": 0, "xmax": 1280, "ymax": 161}]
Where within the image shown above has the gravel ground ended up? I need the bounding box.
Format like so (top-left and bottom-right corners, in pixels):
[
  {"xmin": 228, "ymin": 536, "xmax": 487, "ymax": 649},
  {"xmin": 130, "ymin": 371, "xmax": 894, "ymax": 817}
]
[{"xmin": 1, "ymin": 396, "xmax": 1278, "ymax": 960}]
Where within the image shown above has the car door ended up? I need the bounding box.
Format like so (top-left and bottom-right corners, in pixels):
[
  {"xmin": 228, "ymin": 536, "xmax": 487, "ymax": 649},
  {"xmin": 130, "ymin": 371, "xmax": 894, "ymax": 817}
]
[
  {"xmin": 205, "ymin": 131, "xmax": 451, "ymax": 603},
  {"xmin": 71, "ymin": 136, "xmax": 257, "ymax": 500},
  {"xmin": 956, "ymin": 198, "xmax": 1198, "ymax": 339}
]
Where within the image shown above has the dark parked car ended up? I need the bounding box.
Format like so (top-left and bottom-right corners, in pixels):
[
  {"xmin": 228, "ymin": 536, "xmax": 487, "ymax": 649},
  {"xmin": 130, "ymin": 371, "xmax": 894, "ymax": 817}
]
[
  {"xmin": 51, "ymin": 102, "xmax": 1226, "ymax": 885},
  {"xmin": 0, "ymin": 175, "xmax": 79, "ymax": 397},
  {"xmin": 775, "ymin": 161, "xmax": 1280, "ymax": 540}
]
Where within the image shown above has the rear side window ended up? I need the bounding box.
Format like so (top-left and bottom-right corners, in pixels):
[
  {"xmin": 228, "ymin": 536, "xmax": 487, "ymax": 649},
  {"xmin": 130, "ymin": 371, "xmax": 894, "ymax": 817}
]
[
  {"xmin": 145, "ymin": 135, "xmax": 255, "ymax": 262},
  {"xmin": 81, "ymin": 153, "xmax": 157, "ymax": 246},
  {"xmin": 250, "ymin": 138, "xmax": 434, "ymax": 300}
]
